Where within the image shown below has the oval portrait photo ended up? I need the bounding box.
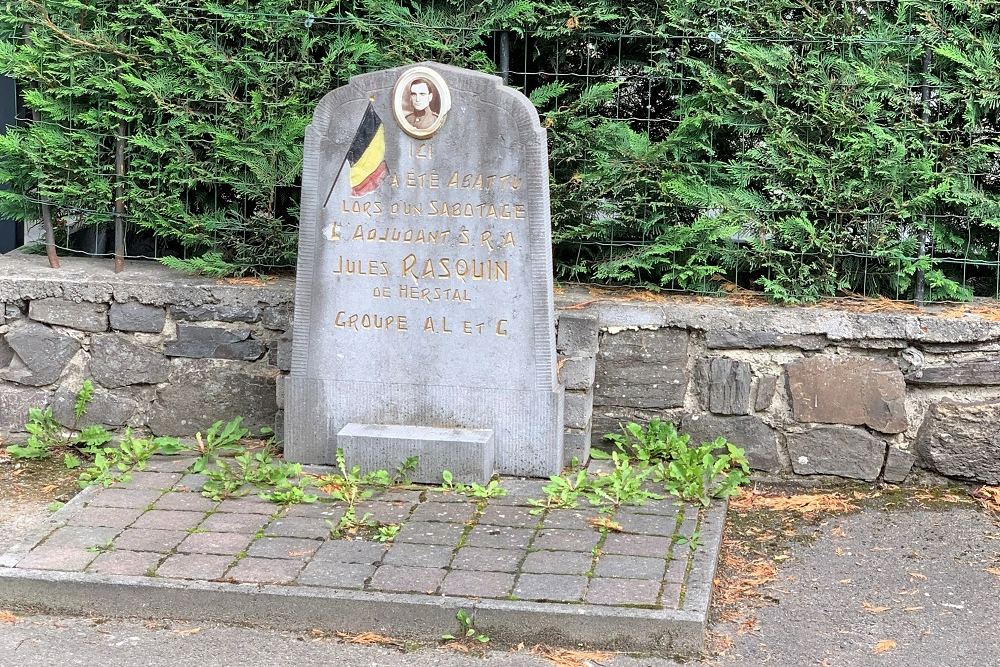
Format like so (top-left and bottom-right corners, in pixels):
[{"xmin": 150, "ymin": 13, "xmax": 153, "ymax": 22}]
[{"xmin": 392, "ymin": 66, "xmax": 451, "ymax": 139}]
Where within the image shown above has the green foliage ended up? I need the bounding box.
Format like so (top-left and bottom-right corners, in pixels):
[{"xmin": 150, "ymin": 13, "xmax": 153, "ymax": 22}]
[
  {"xmin": 77, "ymin": 428, "xmax": 164, "ymax": 488},
  {"xmin": 655, "ymin": 437, "xmax": 750, "ymax": 507},
  {"xmin": 5, "ymin": 408, "xmax": 62, "ymax": 460},
  {"xmin": 185, "ymin": 417, "xmax": 250, "ymax": 473},
  {"xmin": 440, "ymin": 470, "xmax": 507, "ymax": 500},
  {"xmin": 73, "ymin": 380, "xmax": 95, "ymax": 422},
  {"xmin": 586, "ymin": 451, "xmax": 662, "ymax": 511},
  {"xmin": 528, "ymin": 469, "xmax": 589, "ymax": 514},
  {"xmin": 442, "ymin": 608, "xmax": 490, "ymax": 644}
]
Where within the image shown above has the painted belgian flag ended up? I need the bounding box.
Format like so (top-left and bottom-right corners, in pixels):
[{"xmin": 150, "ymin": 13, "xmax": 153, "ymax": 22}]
[{"xmin": 347, "ymin": 102, "xmax": 388, "ymax": 197}]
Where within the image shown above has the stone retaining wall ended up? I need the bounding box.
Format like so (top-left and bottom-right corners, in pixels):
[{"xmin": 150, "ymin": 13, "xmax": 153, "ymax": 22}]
[{"xmin": 3, "ymin": 253, "xmax": 1000, "ymax": 485}]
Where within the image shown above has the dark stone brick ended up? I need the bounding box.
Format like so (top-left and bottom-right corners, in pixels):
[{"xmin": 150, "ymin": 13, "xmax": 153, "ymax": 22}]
[
  {"xmin": 198, "ymin": 511, "xmax": 268, "ymax": 534},
  {"xmin": 451, "ymin": 547, "xmax": 522, "ymax": 573},
  {"xmin": 755, "ymin": 374, "xmax": 778, "ymax": 411},
  {"xmin": 275, "ymin": 328, "xmax": 292, "ymax": 372},
  {"xmin": 262, "ymin": 306, "xmax": 292, "ymax": 330},
  {"xmin": 409, "ymin": 502, "xmax": 474, "ymax": 524},
  {"xmin": 615, "ymin": 511, "xmax": 680, "ymax": 537},
  {"xmin": 153, "ymin": 492, "xmax": 217, "ymax": 513},
  {"xmin": 156, "ymin": 553, "xmax": 232, "ymax": 580},
  {"xmin": 907, "ymin": 361, "xmax": 1000, "ymax": 386},
  {"xmin": 558, "ymin": 354, "xmax": 596, "ymax": 391},
  {"xmin": 88, "ymin": 550, "xmax": 162, "ymax": 576},
  {"xmin": 0, "ymin": 386, "xmax": 50, "ymax": 430},
  {"xmin": 354, "ymin": 500, "xmax": 416, "ymax": 524},
  {"xmin": 29, "ymin": 298, "xmax": 108, "ymax": 332},
  {"xmin": 787, "ymin": 425, "xmax": 887, "ymax": 481},
  {"xmin": 478, "ymin": 506, "xmax": 538, "ymax": 528},
  {"xmin": 705, "ymin": 330, "xmax": 828, "ymax": 350},
  {"xmin": 883, "ymin": 448, "xmax": 916, "ymax": 483},
  {"xmin": 564, "ymin": 388, "xmax": 594, "ymax": 429},
  {"xmin": 66, "ymin": 506, "xmax": 144, "ymax": 529},
  {"xmin": 531, "ymin": 529, "xmax": 600, "ymax": 553},
  {"xmin": 585, "ymin": 578, "xmax": 660, "ymax": 606},
  {"xmin": 396, "ymin": 521, "xmax": 465, "ymax": 546},
  {"xmin": 490, "ymin": 479, "xmax": 549, "ymax": 506},
  {"xmin": 681, "ymin": 413, "xmax": 781, "ymax": 473},
  {"xmin": 915, "ymin": 399, "xmax": 1000, "ymax": 483},
  {"xmin": 541, "ymin": 510, "xmax": 601, "ymax": 532},
  {"xmin": 114, "ymin": 472, "xmax": 182, "ymax": 490},
  {"xmin": 178, "ymin": 531, "xmax": 253, "ymax": 556},
  {"xmin": 265, "ymin": 516, "xmax": 329, "ymax": 540},
  {"xmin": 50, "ymin": 385, "xmax": 139, "ymax": 429},
  {"xmin": 90, "ymin": 334, "xmax": 169, "ymax": 388},
  {"xmin": 227, "ymin": 557, "xmax": 303, "ymax": 584},
  {"xmin": 1, "ymin": 321, "xmax": 80, "ymax": 386},
  {"xmin": 284, "ymin": 503, "xmax": 345, "ymax": 523},
  {"xmin": 382, "ymin": 542, "xmax": 454, "ymax": 568},
  {"xmin": 514, "ymin": 573, "xmax": 586, "ymax": 602},
  {"xmin": 601, "ymin": 533, "xmax": 671, "ymax": 558},
  {"xmin": 17, "ymin": 547, "xmax": 95, "ymax": 572},
  {"xmin": 113, "ymin": 528, "xmax": 187, "ymax": 553},
  {"xmin": 176, "ymin": 474, "xmax": 208, "ymax": 493},
  {"xmin": 594, "ymin": 554, "xmax": 666, "ymax": 580},
  {"xmin": 521, "ymin": 550, "xmax": 592, "ymax": 575},
  {"xmin": 109, "ymin": 302, "xmax": 166, "ymax": 333},
  {"xmin": 369, "ymin": 565, "xmax": 445, "ymax": 594},
  {"xmin": 594, "ymin": 328, "xmax": 688, "ymax": 409},
  {"xmin": 138, "ymin": 456, "xmax": 195, "ymax": 474},
  {"xmin": 41, "ymin": 526, "xmax": 120, "ymax": 549},
  {"xmin": 313, "ymin": 540, "xmax": 387, "ymax": 564},
  {"xmin": 169, "ymin": 303, "xmax": 261, "ymax": 323},
  {"xmin": 215, "ymin": 497, "xmax": 276, "ymax": 514},
  {"xmin": 297, "ymin": 560, "xmax": 374, "ymax": 588},
  {"xmin": 556, "ymin": 312, "xmax": 599, "ymax": 354},
  {"xmin": 131, "ymin": 509, "xmax": 205, "ymax": 531},
  {"xmin": 440, "ymin": 570, "xmax": 514, "ymax": 598},
  {"xmin": 698, "ymin": 358, "xmax": 753, "ymax": 415},
  {"xmin": 464, "ymin": 525, "xmax": 533, "ymax": 550},
  {"xmin": 164, "ymin": 323, "xmax": 265, "ymax": 361},
  {"xmin": 87, "ymin": 489, "xmax": 162, "ymax": 509}
]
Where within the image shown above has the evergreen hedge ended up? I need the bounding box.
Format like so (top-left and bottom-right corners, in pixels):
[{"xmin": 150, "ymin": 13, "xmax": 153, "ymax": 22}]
[{"xmin": 2, "ymin": 1, "xmax": 999, "ymax": 301}]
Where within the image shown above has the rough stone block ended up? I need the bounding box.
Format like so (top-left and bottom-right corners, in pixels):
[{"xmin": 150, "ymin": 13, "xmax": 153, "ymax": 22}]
[
  {"xmin": 556, "ymin": 312, "xmax": 599, "ymax": 354},
  {"xmin": 564, "ymin": 388, "xmax": 593, "ymax": 429},
  {"xmin": 275, "ymin": 374, "xmax": 285, "ymax": 410},
  {"xmin": 705, "ymin": 330, "xmax": 828, "ymax": 350},
  {"xmin": 786, "ymin": 356, "xmax": 907, "ymax": 434},
  {"xmin": 1, "ymin": 321, "xmax": 80, "ymax": 386},
  {"xmin": 337, "ymin": 423, "xmax": 495, "ymax": 484},
  {"xmin": 883, "ymin": 447, "xmax": 916, "ymax": 483},
  {"xmin": 265, "ymin": 516, "xmax": 330, "ymax": 540},
  {"xmin": 90, "ymin": 334, "xmax": 169, "ymax": 388},
  {"xmin": 595, "ymin": 328, "xmax": 688, "ymax": 409},
  {"xmin": 147, "ymin": 358, "xmax": 278, "ymax": 437},
  {"xmin": 915, "ymin": 399, "xmax": 1000, "ymax": 484},
  {"xmin": 275, "ymin": 328, "xmax": 292, "ymax": 372},
  {"xmin": 131, "ymin": 509, "xmax": 205, "ymax": 531},
  {"xmin": 786, "ymin": 425, "xmax": 886, "ymax": 481},
  {"xmin": 0, "ymin": 335, "xmax": 12, "ymax": 368},
  {"xmin": 262, "ymin": 306, "xmax": 292, "ymax": 330},
  {"xmin": 755, "ymin": 374, "xmax": 778, "ymax": 412},
  {"xmin": 109, "ymin": 302, "xmax": 166, "ymax": 333},
  {"xmin": 699, "ymin": 357, "xmax": 752, "ymax": 415},
  {"xmin": 164, "ymin": 324, "xmax": 265, "ymax": 361},
  {"xmin": 29, "ymin": 298, "xmax": 108, "ymax": 332},
  {"xmin": 0, "ymin": 385, "xmax": 51, "ymax": 430},
  {"xmin": 681, "ymin": 413, "xmax": 781, "ymax": 472},
  {"xmin": 558, "ymin": 354, "xmax": 596, "ymax": 391},
  {"xmin": 563, "ymin": 421, "xmax": 592, "ymax": 467},
  {"xmin": 169, "ymin": 303, "xmax": 261, "ymax": 323},
  {"xmin": 50, "ymin": 385, "xmax": 138, "ymax": 428},
  {"xmin": 907, "ymin": 361, "xmax": 1000, "ymax": 386}
]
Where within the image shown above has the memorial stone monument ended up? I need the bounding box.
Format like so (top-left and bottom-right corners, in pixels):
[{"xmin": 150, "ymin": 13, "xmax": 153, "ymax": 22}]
[{"xmin": 285, "ymin": 62, "xmax": 564, "ymax": 482}]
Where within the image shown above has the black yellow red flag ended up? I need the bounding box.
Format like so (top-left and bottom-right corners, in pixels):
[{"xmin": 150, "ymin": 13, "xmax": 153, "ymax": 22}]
[{"xmin": 346, "ymin": 103, "xmax": 388, "ymax": 197}]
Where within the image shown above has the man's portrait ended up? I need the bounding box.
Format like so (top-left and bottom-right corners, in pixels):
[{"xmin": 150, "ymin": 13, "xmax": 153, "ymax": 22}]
[{"xmin": 392, "ymin": 67, "xmax": 451, "ymax": 138}]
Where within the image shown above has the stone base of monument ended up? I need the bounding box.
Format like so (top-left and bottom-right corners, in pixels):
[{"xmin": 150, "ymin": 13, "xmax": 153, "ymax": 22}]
[
  {"xmin": 338, "ymin": 423, "xmax": 494, "ymax": 484},
  {"xmin": 0, "ymin": 457, "xmax": 725, "ymax": 656}
]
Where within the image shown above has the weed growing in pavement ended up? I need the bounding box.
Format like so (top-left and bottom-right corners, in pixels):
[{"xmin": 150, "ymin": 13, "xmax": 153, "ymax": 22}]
[
  {"xmin": 85, "ymin": 539, "xmax": 114, "ymax": 554},
  {"xmin": 674, "ymin": 531, "xmax": 704, "ymax": 552},
  {"xmin": 441, "ymin": 608, "xmax": 490, "ymax": 645},
  {"xmin": 184, "ymin": 417, "xmax": 250, "ymax": 473},
  {"xmin": 374, "ymin": 523, "xmax": 401, "ymax": 542},
  {"xmin": 440, "ymin": 471, "xmax": 507, "ymax": 501},
  {"xmin": 528, "ymin": 469, "xmax": 589, "ymax": 514},
  {"xmin": 77, "ymin": 429, "xmax": 183, "ymax": 488},
  {"xmin": 654, "ymin": 437, "xmax": 750, "ymax": 507},
  {"xmin": 5, "ymin": 407, "xmax": 65, "ymax": 460},
  {"xmin": 587, "ymin": 451, "xmax": 662, "ymax": 511}
]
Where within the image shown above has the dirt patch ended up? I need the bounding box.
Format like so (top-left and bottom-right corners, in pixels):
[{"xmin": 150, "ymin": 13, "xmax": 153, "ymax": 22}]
[{"xmin": 0, "ymin": 454, "xmax": 80, "ymax": 552}]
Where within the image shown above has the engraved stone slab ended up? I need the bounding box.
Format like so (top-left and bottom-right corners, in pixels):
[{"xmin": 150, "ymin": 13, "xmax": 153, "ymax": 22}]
[
  {"xmin": 285, "ymin": 63, "xmax": 563, "ymax": 477},
  {"xmin": 338, "ymin": 423, "xmax": 494, "ymax": 484}
]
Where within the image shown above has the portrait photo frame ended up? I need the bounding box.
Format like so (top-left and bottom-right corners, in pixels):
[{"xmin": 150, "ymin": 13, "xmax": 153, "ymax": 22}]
[{"xmin": 392, "ymin": 66, "xmax": 452, "ymax": 139}]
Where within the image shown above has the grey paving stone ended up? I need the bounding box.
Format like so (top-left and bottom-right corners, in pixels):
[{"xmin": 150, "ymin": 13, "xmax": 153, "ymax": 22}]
[
  {"xmin": 86, "ymin": 488, "xmax": 162, "ymax": 509},
  {"xmin": 370, "ymin": 489, "xmax": 424, "ymax": 504},
  {"xmin": 226, "ymin": 557, "xmax": 304, "ymax": 584},
  {"xmin": 313, "ymin": 540, "xmax": 387, "ymax": 564},
  {"xmin": 155, "ymin": 553, "xmax": 232, "ymax": 580},
  {"xmin": 440, "ymin": 570, "xmax": 514, "ymax": 598},
  {"xmin": 297, "ymin": 560, "xmax": 375, "ymax": 589},
  {"xmin": 284, "ymin": 503, "xmax": 346, "ymax": 521},
  {"xmin": 247, "ymin": 537, "xmax": 319, "ymax": 559},
  {"xmin": 395, "ymin": 521, "xmax": 465, "ymax": 546},
  {"xmin": 601, "ymin": 533, "xmax": 671, "ymax": 558},
  {"xmin": 143, "ymin": 456, "xmax": 196, "ymax": 473},
  {"xmin": 369, "ymin": 565, "xmax": 445, "ymax": 594},
  {"xmin": 420, "ymin": 490, "xmax": 469, "ymax": 504},
  {"xmin": 131, "ymin": 510, "xmax": 205, "ymax": 531},
  {"xmin": 625, "ymin": 497, "xmax": 685, "ymax": 516},
  {"xmin": 199, "ymin": 512, "xmax": 269, "ymax": 534},
  {"xmin": 514, "ymin": 573, "xmax": 587, "ymax": 602},
  {"xmin": 178, "ymin": 531, "xmax": 253, "ymax": 556},
  {"xmin": 40, "ymin": 526, "xmax": 120, "ymax": 549},
  {"xmin": 664, "ymin": 554, "xmax": 689, "ymax": 583},
  {"xmin": 409, "ymin": 502, "xmax": 475, "ymax": 524},
  {"xmin": 354, "ymin": 501, "xmax": 415, "ymax": 524},
  {"xmin": 16, "ymin": 547, "xmax": 96, "ymax": 572},
  {"xmin": 265, "ymin": 516, "xmax": 330, "ymax": 540},
  {"xmin": 88, "ymin": 550, "xmax": 163, "ymax": 576},
  {"xmin": 113, "ymin": 472, "xmax": 183, "ymax": 490},
  {"xmin": 478, "ymin": 505, "xmax": 538, "ymax": 528},
  {"xmin": 153, "ymin": 492, "xmax": 218, "ymax": 512},
  {"xmin": 492, "ymin": 479, "xmax": 548, "ymax": 505},
  {"xmin": 594, "ymin": 554, "xmax": 666, "ymax": 580},
  {"xmin": 176, "ymin": 474, "xmax": 208, "ymax": 493},
  {"xmin": 450, "ymin": 547, "xmax": 523, "ymax": 573},
  {"xmin": 66, "ymin": 506, "xmax": 144, "ymax": 528},
  {"xmin": 464, "ymin": 525, "xmax": 533, "ymax": 550},
  {"xmin": 541, "ymin": 509, "xmax": 601, "ymax": 531},
  {"xmin": 531, "ymin": 528, "xmax": 600, "ymax": 552},
  {"xmin": 661, "ymin": 581, "xmax": 683, "ymax": 609},
  {"xmin": 382, "ymin": 542, "xmax": 454, "ymax": 568},
  {"xmin": 113, "ymin": 528, "xmax": 187, "ymax": 553},
  {"xmin": 585, "ymin": 578, "xmax": 660, "ymax": 606},
  {"xmin": 615, "ymin": 510, "xmax": 680, "ymax": 536},
  {"xmin": 215, "ymin": 497, "xmax": 276, "ymax": 514},
  {"xmin": 521, "ymin": 550, "xmax": 593, "ymax": 575}
]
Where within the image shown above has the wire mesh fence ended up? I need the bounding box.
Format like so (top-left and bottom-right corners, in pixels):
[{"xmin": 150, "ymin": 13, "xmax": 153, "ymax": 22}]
[{"xmin": 2, "ymin": 1, "xmax": 998, "ymax": 302}]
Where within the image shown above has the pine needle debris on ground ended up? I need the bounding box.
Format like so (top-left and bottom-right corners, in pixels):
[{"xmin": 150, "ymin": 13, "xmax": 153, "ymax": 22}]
[{"xmin": 529, "ymin": 645, "xmax": 613, "ymax": 667}]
